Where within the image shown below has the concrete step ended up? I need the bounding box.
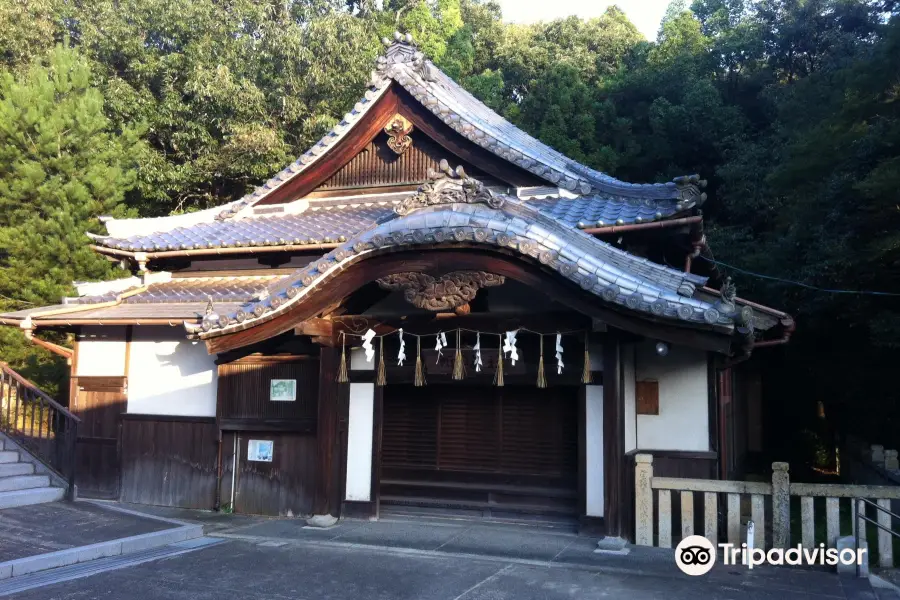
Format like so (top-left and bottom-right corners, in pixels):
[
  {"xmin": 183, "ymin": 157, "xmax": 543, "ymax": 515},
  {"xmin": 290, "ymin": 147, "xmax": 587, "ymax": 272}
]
[
  {"xmin": 0, "ymin": 462, "xmax": 34, "ymax": 477},
  {"xmin": 0, "ymin": 486, "xmax": 65, "ymax": 509},
  {"xmin": 0, "ymin": 474, "xmax": 50, "ymax": 492},
  {"xmin": 0, "ymin": 450, "xmax": 19, "ymax": 464}
]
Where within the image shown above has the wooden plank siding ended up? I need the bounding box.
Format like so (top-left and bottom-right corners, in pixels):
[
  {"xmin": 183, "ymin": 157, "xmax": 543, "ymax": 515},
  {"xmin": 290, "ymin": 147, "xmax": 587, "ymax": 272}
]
[
  {"xmin": 71, "ymin": 376, "xmax": 127, "ymax": 498},
  {"xmin": 217, "ymin": 357, "xmax": 319, "ymax": 430},
  {"xmin": 215, "ymin": 355, "xmax": 322, "ymax": 516},
  {"xmin": 314, "ymin": 133, "xmax": 491, "ymax": 192},
  {"xmin": 220, "ymin": 431, "xmax": 318, "ymax": 516},
  {"xmin": 120, "ymin": 415, "xmax": 218, "ymax": 509}
]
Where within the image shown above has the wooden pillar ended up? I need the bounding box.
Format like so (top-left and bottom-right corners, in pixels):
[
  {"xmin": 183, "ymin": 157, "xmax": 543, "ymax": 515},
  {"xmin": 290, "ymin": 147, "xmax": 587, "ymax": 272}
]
[
  {"xmin": 314, "ymin": 345, "xmax": 341, "ymax": 516},
  {"xmin": 603, "ymin": 333, "xmax": 626, "ymax": 538}
]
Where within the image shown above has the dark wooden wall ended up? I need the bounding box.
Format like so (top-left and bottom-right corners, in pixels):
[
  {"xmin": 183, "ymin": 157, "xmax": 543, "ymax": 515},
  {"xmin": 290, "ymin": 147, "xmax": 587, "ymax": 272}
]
[
  {"xmin": 216, "ymin": 355, "xmax": 321, "ymax": 516},
  {"xmin": 382, "ymin": 384, "xmax": 578, "ymax": 483},
  {"xmin": 71, "ymin": 376, "xmax": 126, "ymax": 499},
  {"xmin": 217, "ymin": 357, "xmax": 319, "ymax": 429},
  {"xmin": 220, "ymin": 432, "xmax": 317, "ymax": 516},
  {"xmin": 119, "ymin": 415, "xmax": 219, "ymax": 509},
  {"xmin": 315, "ymin": 133, "xmax": 490, "ymax": 192}
]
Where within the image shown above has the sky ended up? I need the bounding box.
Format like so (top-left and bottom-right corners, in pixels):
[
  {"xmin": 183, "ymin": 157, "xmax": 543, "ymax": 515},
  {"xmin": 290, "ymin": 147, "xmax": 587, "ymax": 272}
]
[{"xmin": 495, "ymin": 0, "xmax": 672, "ymax": 41}]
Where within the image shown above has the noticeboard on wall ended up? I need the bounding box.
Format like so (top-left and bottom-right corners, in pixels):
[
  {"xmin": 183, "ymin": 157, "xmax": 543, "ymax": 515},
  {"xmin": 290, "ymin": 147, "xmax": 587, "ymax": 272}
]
[
  {"xmin": 247, "ymin": 439, "xmax": 274, "ymax": 462},
  {"xmin": 269, "ymin": 379, "xmax": 297, "ymax": 402}
]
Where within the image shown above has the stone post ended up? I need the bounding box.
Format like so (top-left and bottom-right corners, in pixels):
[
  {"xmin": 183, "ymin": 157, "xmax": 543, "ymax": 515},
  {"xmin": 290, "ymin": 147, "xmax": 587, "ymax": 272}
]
[
  {"xmin": 871, "ymin": 444, "xmax": 885, "ymax": 467},
  {"xmin": 885, "ymin": 449, "xmax": 898, "ymax": 471},
  {"xmin": 771, "ymin": 462, "xmax": 791, "ymax": 548},
  {"xmin": 635, "ymin": 453, "xmax": 654, "ymax": 546}
]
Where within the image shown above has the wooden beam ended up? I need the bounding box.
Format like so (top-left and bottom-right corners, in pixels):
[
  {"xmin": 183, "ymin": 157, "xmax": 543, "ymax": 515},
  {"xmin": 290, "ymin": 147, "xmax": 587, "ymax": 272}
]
[
  {"xmin": 603, "ymin": 333, "xmax": 626, "ymax": 539},
  {"xmin": 314, "ymin": 344, "xmax": 341, "ymax": 516},
  {"xmin": 294, "ymin": 318, "xmax": 334, "ymax": 339}
]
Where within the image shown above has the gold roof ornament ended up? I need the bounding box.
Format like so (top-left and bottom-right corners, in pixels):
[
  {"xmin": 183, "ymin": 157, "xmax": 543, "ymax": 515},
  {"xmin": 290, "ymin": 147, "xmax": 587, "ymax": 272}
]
[{"xmin": 384, "ymin": 114, "xmax": 413, "ymax": 155}]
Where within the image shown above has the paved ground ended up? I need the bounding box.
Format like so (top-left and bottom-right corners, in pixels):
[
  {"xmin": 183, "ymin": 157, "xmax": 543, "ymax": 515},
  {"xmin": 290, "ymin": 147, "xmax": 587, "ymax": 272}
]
[
  {"xmin": 7, "ymin": 535, "xmax": 895, "ymax": 600},
  {"xmin": 2, "ymin": 502, "xmax": 898, "ymax": 599},
  {"xmin": 0, "ymin": 502, "xmax": 173, "ymax": 562}
]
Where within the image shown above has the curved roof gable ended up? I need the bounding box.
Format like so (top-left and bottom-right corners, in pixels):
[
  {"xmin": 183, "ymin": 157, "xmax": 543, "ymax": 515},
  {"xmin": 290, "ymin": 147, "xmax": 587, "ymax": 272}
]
[
  {"xmin": 213, "ymin": 34, "xmax": 706, "ymax": 222},
  {"xmin": 187, "ymin": 169, "xmax": 751, "ymax": 345}
]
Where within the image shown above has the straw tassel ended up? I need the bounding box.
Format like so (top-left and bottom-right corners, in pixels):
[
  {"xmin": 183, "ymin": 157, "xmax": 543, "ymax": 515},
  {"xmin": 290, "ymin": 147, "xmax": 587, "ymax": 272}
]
[
  {"xmin": 376, "ymin": 336, "xmax": 387, "ymax": 386},
  {"xmin": 337, "ymin": 333, "xmax": 349, "ymax": 383},
  {"xmin": 494, "ymin": 334, "xmax": 505, "ymax": 387},
  {"xmin": 581, "ymin": 333, "xmax": 592, "ymax": 384},
  {"xmin": 452, "ymin": 330, "xmax": 465, "ymax": 380},
  {"xmin": 536, "ymin": 335, "xmax": 547, "ymax": 389},
  {"xmin": 414, "ymin": 336, "xmax": 426, "ymax": 387}
]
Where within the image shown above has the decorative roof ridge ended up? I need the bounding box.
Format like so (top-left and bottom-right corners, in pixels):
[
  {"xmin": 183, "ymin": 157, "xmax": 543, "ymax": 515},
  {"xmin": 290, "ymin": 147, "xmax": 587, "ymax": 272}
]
[
  {"xmin": 379, "ymin": 35, "xmax": 708, "ymax": 201},
  {"xmin": 208, "ymin": 32, "xmax": 707, "ymax": 223},
  {"xmin": 96, "ymin": 201, "xmax": 244, "ymax": 239}
]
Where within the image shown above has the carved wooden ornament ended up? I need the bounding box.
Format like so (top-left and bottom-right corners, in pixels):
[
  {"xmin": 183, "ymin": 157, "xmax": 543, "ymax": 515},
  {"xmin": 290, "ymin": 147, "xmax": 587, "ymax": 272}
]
[
  {"xmin": 377, "ymin": 271, "xmax": 505, "ymax": 311},
  {"xmin": 384, "ymin": 113, "xmax": 413, "ymax": 155}
]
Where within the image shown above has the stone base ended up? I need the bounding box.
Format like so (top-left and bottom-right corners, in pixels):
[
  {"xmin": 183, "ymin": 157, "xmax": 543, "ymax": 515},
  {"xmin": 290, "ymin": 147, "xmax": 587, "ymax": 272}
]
[
  {"xmin": 594, "ymin": 536, "xmax": 630, "ymax": 556},
  {"xmin": 305, "ymin": 514, "xmax": 339, "ymax": 529},
  {"xmin": 836, "ymin": 536, "xmax": 868, "ymax": 577}
]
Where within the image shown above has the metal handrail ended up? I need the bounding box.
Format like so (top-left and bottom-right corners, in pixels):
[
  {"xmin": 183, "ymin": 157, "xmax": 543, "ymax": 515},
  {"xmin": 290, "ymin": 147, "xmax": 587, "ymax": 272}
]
[{"xmin": 854, "ymin": 497, "xmax": 900, "ymax": 576}]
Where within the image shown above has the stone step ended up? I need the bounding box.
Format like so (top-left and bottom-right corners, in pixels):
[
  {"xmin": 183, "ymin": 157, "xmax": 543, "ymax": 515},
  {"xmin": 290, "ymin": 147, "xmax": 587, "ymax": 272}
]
[
  {"xmin": 0, "ymin": 462, "xmax": 33, "ymax": 477},
  {"xmin": 0, "ymin": 474, "xmax": 50, "ymax": 492},
  {"xmin": 0, "ymin": 486, "xmax": 64, "ymax": 510},
  {"xmin": 0, "ymin": 450, "xmax": 19, "ymax": 464}
]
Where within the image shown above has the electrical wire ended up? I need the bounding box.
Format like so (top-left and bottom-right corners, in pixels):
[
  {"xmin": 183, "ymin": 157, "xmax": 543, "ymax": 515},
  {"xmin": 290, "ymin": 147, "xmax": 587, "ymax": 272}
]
[{"xmin": 697, "ymin": 255, "xmax": 900, "ymax": 297}]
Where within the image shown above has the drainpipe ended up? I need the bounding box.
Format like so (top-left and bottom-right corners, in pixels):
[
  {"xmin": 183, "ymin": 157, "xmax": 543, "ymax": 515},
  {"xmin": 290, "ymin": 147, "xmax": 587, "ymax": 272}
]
[
  {"xmin": 20, "ymin": 320, "xmax": 74, "ymax": 363},
  {"xmin": 582, "ymin": 215, "xmax": 702, "ymax": 236},
  {"xmin": 753, "ymin": 321, "xmax": 795, "ymax": 348}
]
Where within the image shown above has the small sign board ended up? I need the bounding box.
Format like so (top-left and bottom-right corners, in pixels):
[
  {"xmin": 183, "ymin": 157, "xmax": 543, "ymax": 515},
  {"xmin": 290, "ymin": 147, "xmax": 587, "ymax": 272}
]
[
  {"xmin": 247, "ymin": 439, "xmax": 274, "ymax": 462},
  {"xmin": 636, "ymin": 380, "xmax": 660, "ymax": 415},
  {"xmin": 269, "ymin": 379, "xmax": 296, "ymax": 402}
]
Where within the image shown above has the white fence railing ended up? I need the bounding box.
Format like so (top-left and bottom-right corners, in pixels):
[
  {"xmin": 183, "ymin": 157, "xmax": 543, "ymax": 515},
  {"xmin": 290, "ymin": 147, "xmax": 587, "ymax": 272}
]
[{"xmin": 634, "ymin": 453, "xmax": 900, "ymax": 567}]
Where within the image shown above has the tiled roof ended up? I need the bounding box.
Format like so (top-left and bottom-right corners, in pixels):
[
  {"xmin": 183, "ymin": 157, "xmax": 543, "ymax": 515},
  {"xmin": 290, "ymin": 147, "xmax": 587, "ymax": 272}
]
[
  {"xmin": 90, "ymin": 194, "xmax": 685, "ymax": 255},
  {"xmin": 528, "ymin": 196, "xmax": 679, "ymax": 228},
  {"xmin": 77, "ymin": 276, "xmax": 287, "ymax": 304},
  {"xmin": 0, "ymin": 275, "xmax": 286, "ymax": 324},
  {"xmin": 0, "ymin": 302, "xmax": 245, "ymax": 322},
  {"xmin": 187, "ymin": 175, "xmax": 752, "ymax": 342}
]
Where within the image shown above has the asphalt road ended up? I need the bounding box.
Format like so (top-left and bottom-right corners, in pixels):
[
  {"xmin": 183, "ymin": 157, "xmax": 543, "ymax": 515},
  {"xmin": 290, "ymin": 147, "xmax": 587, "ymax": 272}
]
[{"xmin": 8, "ymin": 537, "xmax": 891, "ymax": 600}]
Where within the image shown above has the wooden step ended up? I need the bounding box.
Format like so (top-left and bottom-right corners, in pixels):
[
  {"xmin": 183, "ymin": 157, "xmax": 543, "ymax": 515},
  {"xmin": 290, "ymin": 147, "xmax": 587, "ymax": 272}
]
[
  {"xmin": 381, "ymin": 478, "xmax": 577, "ymax": 499},
  {"xmin": 380, "ymin": 495, "xmax": 576, "ymax": 516}
]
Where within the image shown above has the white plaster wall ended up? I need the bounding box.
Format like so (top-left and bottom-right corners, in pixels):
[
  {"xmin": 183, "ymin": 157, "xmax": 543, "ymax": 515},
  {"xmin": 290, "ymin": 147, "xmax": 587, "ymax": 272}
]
[
  {"xmin": 349, "ymin": 347, "xmax": 375, "ymax": 371},
  {"xmin": 126, "ymin": 327, "xmax": 218, "ymax": 417},
  {"xmin": 75, "ymin": 327, "xmax": 127, "ymax": 376},
  {"xmin": 585, "ymin": 385, "xmax": 604, "ymax": 517},
  {"xmin": 634, "ymin": 342, "xmax": 709, "ymax": 452},
  {"xmin": 345, "ymin": 383, "xmax": 374, "ymax": 501},
  {"xmin": 623, "ymin": 344, "xmax": 637, "ymax": 453}
]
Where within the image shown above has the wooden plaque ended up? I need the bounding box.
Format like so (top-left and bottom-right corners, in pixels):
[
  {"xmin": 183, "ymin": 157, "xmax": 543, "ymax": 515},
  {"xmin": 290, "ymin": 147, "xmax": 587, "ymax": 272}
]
[{"xmin": 636, "ymin": 380, "xmax": 659, "ymax": 415}]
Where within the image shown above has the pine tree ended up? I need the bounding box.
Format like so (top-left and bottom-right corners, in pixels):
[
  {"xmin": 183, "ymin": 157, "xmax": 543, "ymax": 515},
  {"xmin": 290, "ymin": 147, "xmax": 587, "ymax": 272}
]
[{"xmin": 0, "ymin": 44, "xmax": 144, "ymax": 389}]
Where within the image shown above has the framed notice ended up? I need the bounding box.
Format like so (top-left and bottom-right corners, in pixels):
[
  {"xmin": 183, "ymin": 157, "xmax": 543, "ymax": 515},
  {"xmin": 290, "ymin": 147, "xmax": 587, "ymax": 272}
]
[
  {"xmin": 269, "ymin": 379, "xmax": 296, "ymax": 402},
  {"xmin": 247, "ymin": 439, "xmax": 274, "ymax": 462}
]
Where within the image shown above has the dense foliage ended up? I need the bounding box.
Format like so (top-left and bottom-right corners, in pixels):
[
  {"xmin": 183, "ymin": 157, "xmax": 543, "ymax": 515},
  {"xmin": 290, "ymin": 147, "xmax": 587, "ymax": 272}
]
[{"xmin": 0, "ymin": 0, "xmax": 897, "ymax": 451}]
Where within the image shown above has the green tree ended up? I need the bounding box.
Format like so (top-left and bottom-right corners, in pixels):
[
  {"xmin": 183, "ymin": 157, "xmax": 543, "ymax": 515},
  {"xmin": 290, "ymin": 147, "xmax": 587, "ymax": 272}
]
[{"xmin": 0, "ymin": 44, "xmax": 145, "ymax": 388}]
